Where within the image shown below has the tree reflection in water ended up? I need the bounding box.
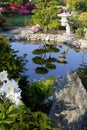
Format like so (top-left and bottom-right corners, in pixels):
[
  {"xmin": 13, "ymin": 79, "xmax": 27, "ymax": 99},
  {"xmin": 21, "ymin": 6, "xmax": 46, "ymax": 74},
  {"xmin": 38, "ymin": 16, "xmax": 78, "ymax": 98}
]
[
  {"xmin": 11, "ymin": 41, "xmax": 87, "ymax": 80},
  {"xmin": 32, "ymin": 44, "xmax": 69, "ymax": 74},
  {"xmin": 77, "ymin": 52, "xmax": 87, "ymax": 89}
]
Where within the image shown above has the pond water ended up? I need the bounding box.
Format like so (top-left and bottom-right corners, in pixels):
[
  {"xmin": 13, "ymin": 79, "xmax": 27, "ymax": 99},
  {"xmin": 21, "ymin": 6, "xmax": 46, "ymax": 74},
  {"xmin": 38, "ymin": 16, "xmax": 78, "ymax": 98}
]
[{"xmin": 11, "ymin": 41, "xmax": 87, "ymax": 80}]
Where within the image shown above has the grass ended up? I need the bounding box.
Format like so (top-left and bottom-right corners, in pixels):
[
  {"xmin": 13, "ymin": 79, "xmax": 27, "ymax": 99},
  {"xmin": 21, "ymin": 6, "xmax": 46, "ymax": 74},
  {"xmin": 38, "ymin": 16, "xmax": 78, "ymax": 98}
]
[{"xmin": 7, "ymin": 15, "xmax": 32, "ymax": 27}]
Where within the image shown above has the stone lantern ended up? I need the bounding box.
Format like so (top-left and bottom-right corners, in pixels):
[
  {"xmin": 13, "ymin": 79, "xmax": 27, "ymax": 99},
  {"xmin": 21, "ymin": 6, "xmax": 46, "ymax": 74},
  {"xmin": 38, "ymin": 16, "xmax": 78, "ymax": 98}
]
[{"xmin": 58, "ymin": 11, "xmax": 72, "ymax": 34}]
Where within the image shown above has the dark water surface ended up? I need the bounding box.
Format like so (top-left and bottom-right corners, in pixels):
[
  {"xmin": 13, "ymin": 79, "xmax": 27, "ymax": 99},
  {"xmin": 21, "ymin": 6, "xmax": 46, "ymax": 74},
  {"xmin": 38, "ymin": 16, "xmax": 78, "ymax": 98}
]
[{"xmin": 11, "ymin": 41, "xmax": 87, "ymax": 80}]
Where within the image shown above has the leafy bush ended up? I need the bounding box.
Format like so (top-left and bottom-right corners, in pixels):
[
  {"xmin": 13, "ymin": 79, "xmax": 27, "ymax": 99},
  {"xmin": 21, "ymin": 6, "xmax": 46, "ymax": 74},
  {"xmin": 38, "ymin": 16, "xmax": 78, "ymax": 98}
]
[
  {"xmin": 77, "ymin": 67, "xmax": 87, "ymax": 90},
  {"xmin": 0, "ymin": 15, "xmax": 10, "ymax": 30},
  {"xmin": 31, "ymin": 0, "xmax": 61, "ymax": 33},
  {"xmin": 0, "ymin": 70, "xmax": 58, "ymax": 130},
  {"xmin": 10, "ymin": 111, "xmax": 58, "ymax": 130},
  {"xmin": 66, "ymin": 0, "xmax": 80, "ymax": 11},
  {"xmin": 0, "ymin": 35, "xmax": 31, "ymax": 110},
  {"xmin": 77, "ymin": 0, "xmax": 87, "ymax": 12},
  {"xmin": 75, "ymin": 28, "xmax": 84, "ymax": 38},
  {"xmin": 78, "ymin": 12, "xmax": 87, "ymax": 27},
  {"xmin": 0, "ymin": 35, "xmax": 27, "ymax": 81},
  {"xmin": 26, "ymin": 77, "xmax": 55, "ymax": 111}
]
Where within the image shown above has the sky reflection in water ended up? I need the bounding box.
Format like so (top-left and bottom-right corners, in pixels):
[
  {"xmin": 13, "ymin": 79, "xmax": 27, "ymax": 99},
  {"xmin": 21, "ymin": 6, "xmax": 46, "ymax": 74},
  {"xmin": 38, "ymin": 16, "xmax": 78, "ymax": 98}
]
[{"xmin": 11, "ymin": 41, "xmax": 87, "ymax": 80}]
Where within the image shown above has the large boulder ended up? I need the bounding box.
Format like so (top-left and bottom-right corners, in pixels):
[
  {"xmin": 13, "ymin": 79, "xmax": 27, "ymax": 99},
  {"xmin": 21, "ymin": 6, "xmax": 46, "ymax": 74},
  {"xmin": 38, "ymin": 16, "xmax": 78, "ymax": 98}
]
[{"xmin": 49, "ymin": 71, "xmax": 87, "ymax": 130}]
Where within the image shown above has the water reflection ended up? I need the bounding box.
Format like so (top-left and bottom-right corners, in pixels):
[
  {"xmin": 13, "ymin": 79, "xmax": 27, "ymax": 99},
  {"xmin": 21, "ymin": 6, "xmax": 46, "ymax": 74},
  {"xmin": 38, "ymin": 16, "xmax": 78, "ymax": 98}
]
[
  {"xmin": 57, "ymin": 46, "xmax": 69, "ymax": 64},
  {"xmin": 32, "ymin": 44, "xmax": 59, "ymax": 74},
  {"xmin": 81, "ymin": 52, "xmax": 87, "ymax": 66},
  {"xmin": 11, "ymin": 41, "xmax": 87, "ymax": 80}
]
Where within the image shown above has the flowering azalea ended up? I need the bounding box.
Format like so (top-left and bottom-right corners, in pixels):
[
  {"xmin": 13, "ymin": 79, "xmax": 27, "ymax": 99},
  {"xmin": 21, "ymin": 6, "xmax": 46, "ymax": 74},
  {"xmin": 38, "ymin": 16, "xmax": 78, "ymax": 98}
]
[
  {"xmin": 4, "ymin": 80, "xmax": 21, "ymax": 105},
  {"xmin": 6, "ymin": 79, "xmax": 20, "ymax": 92},
  {"xmin": 0, "ymin": 7, "xmax": 6, "ymax": 12},
  {"xmin": 0, "ymin": 70, "xmax": 8, "ymax": 82},
  {"xmin": 18, "ymin": 9, "xmax": 30, "ymax": 15},
  {"xmin": 0, "ymin": 70, "xmax": 22, "ymax": 106},
  {"xmin": 9, "ymin": 92, "xmax": 22, "ymax": 106},
  {"xmin": 9, "ymin": 4, "xmax": 19, "ymax": 9}
]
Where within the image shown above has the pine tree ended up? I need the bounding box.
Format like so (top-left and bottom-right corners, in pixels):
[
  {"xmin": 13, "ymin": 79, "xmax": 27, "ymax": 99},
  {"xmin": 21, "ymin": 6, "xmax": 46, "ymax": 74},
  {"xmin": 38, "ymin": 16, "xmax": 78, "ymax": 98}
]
[{"xmin": 31, "ymin": 0, "xmax": 60, "ymax": 33}]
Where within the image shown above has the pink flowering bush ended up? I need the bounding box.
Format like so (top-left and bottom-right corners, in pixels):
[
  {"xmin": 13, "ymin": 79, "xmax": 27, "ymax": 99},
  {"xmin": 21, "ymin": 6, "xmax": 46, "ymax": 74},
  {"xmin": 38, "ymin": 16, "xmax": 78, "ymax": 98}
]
[
  {"xmin": 18, "ymin": 8, "xmax": 30, "ymax": 15},
  {"xmin": 9, "ymin": 3, "xmax": 20, "ymax": 9},
  {"xmin": 0, "ymin": 3, "xmax": 34, "ymax": 15},
  {"xmin": 0, "ymin": 7, "xmax": 6, "ymax": 12}
]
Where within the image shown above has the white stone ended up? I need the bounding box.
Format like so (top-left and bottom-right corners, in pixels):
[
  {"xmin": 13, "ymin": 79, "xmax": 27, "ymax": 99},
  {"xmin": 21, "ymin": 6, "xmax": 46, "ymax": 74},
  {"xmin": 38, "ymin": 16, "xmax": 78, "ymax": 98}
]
[{"xmin": 49, "ymin": 71, "xmax": 87, "ymax": 130}]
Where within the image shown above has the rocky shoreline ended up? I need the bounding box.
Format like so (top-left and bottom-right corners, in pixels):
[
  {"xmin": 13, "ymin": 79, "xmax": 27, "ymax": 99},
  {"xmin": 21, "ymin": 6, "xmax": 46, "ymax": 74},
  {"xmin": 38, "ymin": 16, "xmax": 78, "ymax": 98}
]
[{"xmin": 0, "ymin": 27, "xmax": 87, "ymax": 51}]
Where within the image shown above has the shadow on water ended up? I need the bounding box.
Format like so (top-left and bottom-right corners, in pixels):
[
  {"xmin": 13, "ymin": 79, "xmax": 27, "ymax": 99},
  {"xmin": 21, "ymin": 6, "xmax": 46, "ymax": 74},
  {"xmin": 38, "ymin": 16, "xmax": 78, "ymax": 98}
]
[{"xmin": 11, "ymin": 41, "xmax": 87, "ymax": 80}]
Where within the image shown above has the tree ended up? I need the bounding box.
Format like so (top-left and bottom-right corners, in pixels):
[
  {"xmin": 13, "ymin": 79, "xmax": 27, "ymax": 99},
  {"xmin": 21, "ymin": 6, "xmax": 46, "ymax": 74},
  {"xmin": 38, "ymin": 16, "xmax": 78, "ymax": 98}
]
[{"xmin": 31, "ymin": 0, "xmax": 61, "ymax": 33}]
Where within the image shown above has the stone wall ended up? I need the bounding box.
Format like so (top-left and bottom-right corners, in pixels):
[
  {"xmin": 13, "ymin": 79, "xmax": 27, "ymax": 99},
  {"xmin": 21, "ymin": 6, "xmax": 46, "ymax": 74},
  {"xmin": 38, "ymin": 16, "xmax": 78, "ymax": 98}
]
[{"xmin": 1, "ymin": 27, "xmax": 87, "ymax": 50}]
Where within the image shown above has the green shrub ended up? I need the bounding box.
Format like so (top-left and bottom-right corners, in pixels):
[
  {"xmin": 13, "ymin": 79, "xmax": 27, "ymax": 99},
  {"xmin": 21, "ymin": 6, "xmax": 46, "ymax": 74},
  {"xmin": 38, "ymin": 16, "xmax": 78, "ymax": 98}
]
[
  {"xmin": 31, "ymin": 0, "xmax": 60, "ymax": 33},
  {"xmin": 0, "ymin": 15, "xmax": 10, "ymax": 30},
  {"xmin": 0, "ymin": 35, "xmax": 27, "ymax": 81},
  {"xmin": 10, "ymin": 111, "xmax": 58, "ymax": 130},
  {"xmin": 75, "ymin": 28, "xmax": 84, "ymax": 38},
  {"xmin": 0, "ymin": 35, "xmax": 30, "ymax": 108},
  {"xmin": 26, "ymin": 77, "xmax": 55, "ymax": 110},
  {"xmin": 77, "ymin": 0, "xmax": 87, "ymax": 12},
  {"xmin": 78, "ymin": 12, "xmax": 87, "ymax": 27},
  {"xmin": 66, "ymin": 0, "xmax": 80, "ymax": 11},
  {"xmin": 77, "ymin": 67, "xmax": 87, "ymax": 87}
]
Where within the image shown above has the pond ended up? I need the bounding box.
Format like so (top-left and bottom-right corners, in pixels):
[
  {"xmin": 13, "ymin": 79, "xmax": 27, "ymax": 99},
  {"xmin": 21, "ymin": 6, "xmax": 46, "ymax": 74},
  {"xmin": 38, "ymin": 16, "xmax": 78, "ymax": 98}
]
[{"xmin": 11, "ymin": 41, "xmax": 87, "ymax": 80}]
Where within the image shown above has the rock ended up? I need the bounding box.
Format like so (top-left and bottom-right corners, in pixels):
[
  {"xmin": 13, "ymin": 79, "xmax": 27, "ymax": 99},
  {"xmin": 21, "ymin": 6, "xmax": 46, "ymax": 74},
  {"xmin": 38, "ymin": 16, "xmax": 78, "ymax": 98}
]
[
  {"xmin": 1, "ymin": 27, "xmax": 87, "ymax": 50},
  {"xmin": 43, "ymin": 96, "xmax": 54, "ymax": 104},
  {"xmin": 49, "ymin": 71, "xmax": 87, "ymax": 130}
]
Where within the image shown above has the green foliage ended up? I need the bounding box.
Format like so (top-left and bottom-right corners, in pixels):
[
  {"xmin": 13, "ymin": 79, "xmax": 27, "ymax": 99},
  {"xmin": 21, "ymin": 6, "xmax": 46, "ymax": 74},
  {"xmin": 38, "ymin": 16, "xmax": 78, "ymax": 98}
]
[
  {"xmin": 77, "ymin": 0, "xmax": 87, "ymax": 12},
  {"xmin": 27, "ymin": 77, "xmax": 55, "ymax": 110},
  {"xmin": 1, "ymin": 0, "xmax": 23, "ymax": 5},
  {"xmin": 0, "ymin": 15, "xmax": 10, "ymax": 30},
  {"xmin": 78, "ymin": 12, "xmax": 87, "ymax": 27},
  {"xmin": 31, "ymin": 0, "xmax": 60, "ymax": 32},
  {"xmin": 66, "ymin": 0, "xmax": 80, "ymax": 11},
  {"xmin": 77, "ymin": 66, "xmax": 87, "ymax": 87},
  {"xmin": 58, "ymin": 0, "xmax": 66, "ymax": 6},
  {"xmin": 69, "ymin": 11, "xmax": 87, "ymax": 38},
  {"xmin": 68, "ymin": 13, "xmax": 79, "ymax": 32},
  {"xmin": 75, "ymin": 28, "xmax": 84, "ymax": 38},
  {"xmin": 0, "ymin": 35, "xmax": 27, "ymax": 81},
  {"xmin": 48, "ymin": 19, "xmax": 60, "ymax": 30},
  {"xmin": 0, "ymin": 35, "xmax": 31, "ymax": 112},
  {"xmin": 66, "ymin": 0, "xmax": 87, "ymax": 12},
  {"xmin": 73, "ymin": 12, "xmax": 87, "ymax": 37},
  {"xmin": 0, "ymin": 99, "xmax": 25, "ymax": 130},
  {"xmin": 10, "ymin": 111, "xmax": 58, "ymax": 130}
]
